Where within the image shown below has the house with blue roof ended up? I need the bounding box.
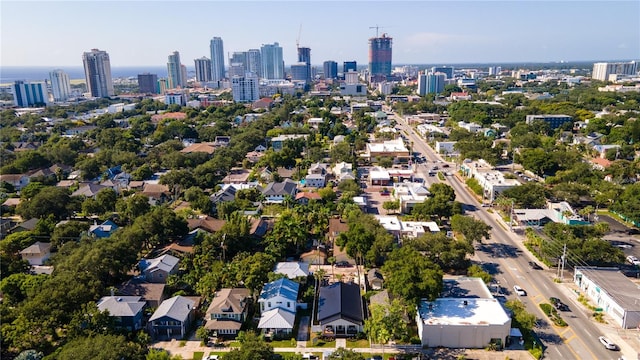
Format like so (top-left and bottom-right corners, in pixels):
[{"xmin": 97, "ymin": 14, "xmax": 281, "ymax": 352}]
[
  {"xmin": 89, "ymin": 219, "xmax": 119, "ymax": 238},
  {"xmin": 257, "ymin": 278, "xmax": 300, "ymax": 336}
]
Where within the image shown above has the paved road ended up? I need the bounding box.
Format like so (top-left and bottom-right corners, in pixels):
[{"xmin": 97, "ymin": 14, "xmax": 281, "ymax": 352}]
[{"xmin": 394, "ymin": 114, "xmax": 626, "ymax": 360}]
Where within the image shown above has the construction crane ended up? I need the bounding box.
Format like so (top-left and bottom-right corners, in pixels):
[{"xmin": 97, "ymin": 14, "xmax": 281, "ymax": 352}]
[
  {"xmin": 296, "ymin": 23, "xmax": 302, "ymax": 50},
  {"xmin": 369, "ymin": 24, "xmax": 384, "ymax": 38}
]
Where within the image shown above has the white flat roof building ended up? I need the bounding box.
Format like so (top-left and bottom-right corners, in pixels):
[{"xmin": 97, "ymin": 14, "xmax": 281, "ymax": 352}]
[
  {"xmin": 460, "ymin": 159, "xmax": 519, "ymax": 202},
  {"xmin": 374, "ymin": 215, "xmax": 440, "ymax": 240}
]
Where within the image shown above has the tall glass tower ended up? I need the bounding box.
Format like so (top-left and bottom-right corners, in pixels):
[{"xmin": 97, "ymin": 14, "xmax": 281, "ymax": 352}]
[
  {"xmin": 82, "ymin": 48, "xmax": 114, "ymax": 97},
  {"xmin": 368, "ymin": 33, "xmax": 393, "ymax": 81},
  {"xmin": 167, "ymin": 51, "xmax": 184, "ymax": 89},
  {"xmin": 209, "ymin": 37, "xmax": 225, "ymax": 81},
  {"xmin": 297, "ymin": 47, "xmax": 311, "ymax": 83},
  {"xmin": 49, "ymin": 69, "xmax": 71, "ymax": 101},
  {"xmin": 261, "ymin": 42, "xmax": 285, "ymax": 80},
  {"xmin": 194, "ymin": 57, "xmax": 212, "ymax": 82}
]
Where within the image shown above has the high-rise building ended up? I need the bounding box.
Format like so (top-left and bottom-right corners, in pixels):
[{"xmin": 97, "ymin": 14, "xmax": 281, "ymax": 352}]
[
  {"xmin": 261, "ymin": 42, "xmax": 285, "ymax": 80},
  {"xmin": 368, "ymin": 33, "xmax": 392, "ymax": 81},
  {"xmin": 82, "ymin": 48, "xmax": 114, "ymax": 98},
  {"xmin": 290, "ymin": 63, "xmax": 309, "ymax": 82},
  {"xmin": 167, "ymin": 51, "xmax": 185, "ymax": 89},
  {"xmin": 297, "ymin": 47, "xmax": 311, "ymax": 83},
  {"xmin": 138, "ymin": 73, "xmax": 159, "ymax": 94},
  {"xmin": 158, "ymin": 78, "xmax": 168, "ymax": 94},
  {"xmin": 592, "ymin": 61, "xmax": 638, "ymax": 81},
  {"xmin": 343, "ymin": 61, "xmax": 357, "ymax": 74},
  {"xmin": 194, "ymin": 57, "xmax": 212, "ymax": 82},
  {"xmin": 246, "ymin": 49, "xmax": 262, "ymax": 77},
  {"xmin": 344, "ymin": 71, "xmax": 359, "ymax": 85},
  {"xmin": 12, "ymin": 81, "xmax": 49, "ymax": 107},
  {"xmin": 324, "ymin": 61, "xmax": 338, "ymax": 79},
  {"xmin": 231, "ymin": 73, "xmax": 259, "ymax": 103},
  {"xmin": 49, "ymin": 69, "xmax": 71, "ymax": 101},
  {"xmin": 417, "ymin": 72, "xmax": 446, "ymax": 95},
  {"xmin": 431, "ymin": 66, "xmax": 454, "ymax": 79},
  {"xmin": 210, "ymin": 37, "xmax": 225, "ymax": 81},
  {"xmin": 228, "ymin": 63, "xmax": 245, "ymax": 78}
]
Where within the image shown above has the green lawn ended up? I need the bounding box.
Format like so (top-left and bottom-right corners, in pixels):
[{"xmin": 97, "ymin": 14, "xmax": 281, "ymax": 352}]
[
  {"xmin": 345, "ymin": 339, "xmax": 370, "ymax": 348},
  {"xmin": 269, "ymin": 339, "xmax": 297, "ymax": 348},
  {"xmin": 192, "ymin": 352, "xmax": 204, "ymax": 360}
]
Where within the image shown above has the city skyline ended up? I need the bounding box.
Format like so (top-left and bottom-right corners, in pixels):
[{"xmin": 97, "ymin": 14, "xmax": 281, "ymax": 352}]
[{"xmin": 1, "ymin": 1, "xmax": 639, "ymax": 68}]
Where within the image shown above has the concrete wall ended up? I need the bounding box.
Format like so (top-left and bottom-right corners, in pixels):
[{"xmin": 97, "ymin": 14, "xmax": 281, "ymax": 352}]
[{"xmin": 419, "ymin": 323, "xmax": 510, "ymax": 348}]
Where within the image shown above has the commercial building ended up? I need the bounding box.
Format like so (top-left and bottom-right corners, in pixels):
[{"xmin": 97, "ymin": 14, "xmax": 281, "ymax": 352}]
[
  {"xmin": 368, "ymin": 33, "xmax": 393, "ymax": 81},
  {"xmin": 460, "ymin": 159, "xmax": 520, "ymax": 202},
  {"xmin": 49, "ymin": 69, "xmax": 71, "ymax": 101},
  {"xmin": 416, "ymin": 277, "xmax": 511, "ymax": 349},
  {"xmin": 364, "ymin": 138, "xmax": 411, "ymax": 163},
  {"xmin": 210, "ymin": 37, "xmax": 226, "ymax": 81},
  {"xmin": 194, "ymin": 57, "xmax": 212, "ymax": 82},
  {"xmin": 261, "ymin": 42, "xmax": 285, "ymax": 80},
  {"xmin": 138, "ymin": 73, "xmax": 159, "ymax": 94},
  {"xmin": 574, "ymin": 267, "xmax": 640, "ymax": 329},
  {"xmin": 431, "ymin": 66, "xmax": 454, "ymax": 79},
  {"xmin": 592, "ymin": 61, "xmax": 637, "ymax": 81},
  {"xmin": 167, "ymin": 51, "xmax": 185, "ymax": 89},
  {"xmin": 290, "ymin": 63, "xmax": 309, "ymax": 83},
  {"xmin": 525, "ymin": 114, "xmax": 573, "ymax": 130},
  {"xmin": 82, "ymin": 48, "xmax": 114, "ymax": 97},
  {"xmin": 12, "ymin": 81, "xmax": 49, "ymax": 107},
  {"xmin": 231, "ymin": 73, "xmax": 259, "ymax": 103},
  {"xmin": 343, "ymin": 61, "xmax": 357, "ymax": 75},
  {"xmin": 323, "ymin": 61, "xmax": 338, "ymax": 79}
]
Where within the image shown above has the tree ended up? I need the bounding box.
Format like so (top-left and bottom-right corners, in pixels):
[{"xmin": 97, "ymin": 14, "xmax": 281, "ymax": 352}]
[
  {"xmin": 115, "ymin": 194, "xmax": 151, "ymax": 224},
  {"xmin": 223, "ymin": 331, "xmax": 274, "ymax": 360},
  {"xmin": 504, "ymin": 300, "xmax": 536, "ymax": 331},
  {"xmin": 54, "ymin": 334, "xmax": 146, "ymax": 360},
  {"xmin": 501, "ymin": 183, "xmax": 548, "ymax": 209},
  {"xmin": 381, "ymin": 246, "xmax": 443, "ymax": 306},
  {"xmin": 364, "ymin": 299, "xmax": 409, "ymax": 348},
  {"xmin": 146, "ymin": 348, "xmax": 183, "ymax": 360},
  {"xmin": 404, "ymin": 232, "xmax": 473, "ymax": 272},
  {"xmin": 17, "ymin": 186, "xmax": 72, "ymax": 220},
  {"xmin": 467, "ymin": 264, "xmax": 492, "ymax": 284},
  {"xmin": 450, "ymin": 214, "xmax": 491, "ymax": 243},
  {"xmin": 382, "ymin": 199, "xmax": 399, "ymax": 214}
]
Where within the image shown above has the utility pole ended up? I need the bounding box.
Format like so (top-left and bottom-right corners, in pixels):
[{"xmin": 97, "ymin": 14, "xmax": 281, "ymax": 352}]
[
  {"xmin": 560, "ymin": 243, "xmax": 567, "ymax": 281},
  {"xmin": 509, "ymin": 200, "xmax": 514, "ymax": 231}
]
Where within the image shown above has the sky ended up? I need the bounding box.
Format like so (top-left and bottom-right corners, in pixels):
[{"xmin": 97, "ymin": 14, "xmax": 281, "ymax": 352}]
[{"xmin": 1, "ymin": 0, "xmax": 639, "ymax": 67}]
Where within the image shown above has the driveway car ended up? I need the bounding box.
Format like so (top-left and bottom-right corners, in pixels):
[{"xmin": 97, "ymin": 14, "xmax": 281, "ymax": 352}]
[
  {"xmin": 598, "ymin": 336, "xmax": 619, "ymax": 350},
  {"xmin": 335, "ymin": 261, "xmax": 352, "ymax": 268},
  {"xmin": 626, "ymin": 255, "xmax": 640, "ymax": 266},
  {"xmin": 513, "ymin": 285, "xmax": 527, "ymax": 296}
]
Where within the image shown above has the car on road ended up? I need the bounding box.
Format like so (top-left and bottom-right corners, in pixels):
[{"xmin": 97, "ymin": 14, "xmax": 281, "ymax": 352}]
[
  {"xmin": 528, "ymin": 261, "xmax": 543, "ymax": 270},
  {"xmin": 598, "ymin": 336, "xmax": 619, "ymax": 350},
  {"xmin": 513, "ymin": 285, "xmax": 527, "ymax": 296},
  {"xmin": 205, "ymin": 356, "xmax": 219, "ymax": 360},
  {"xmin": 549, "ymin": 297, "xmax": 569, "ymax": 311},
  {"xmin": 626, "ymin": 255, "xmax": 640, "ymax": 266},
  {"xmin": 335, "ymin": 261, "xmax": 353, "ymax": 268}
]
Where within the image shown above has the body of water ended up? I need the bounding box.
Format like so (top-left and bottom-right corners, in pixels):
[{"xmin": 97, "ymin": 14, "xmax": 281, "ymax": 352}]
[{"xmin": 0, "ymin": 66, "xmax": 176, "ymax": 84}]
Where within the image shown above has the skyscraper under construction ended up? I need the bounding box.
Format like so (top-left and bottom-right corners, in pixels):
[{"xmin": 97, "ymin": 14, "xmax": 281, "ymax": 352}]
[{"xmin": 368, "ymin": 33, "xmax": 392, "ymax": 82}]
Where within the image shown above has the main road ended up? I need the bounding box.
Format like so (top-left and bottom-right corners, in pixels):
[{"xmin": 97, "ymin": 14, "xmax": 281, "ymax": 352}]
[{"xmin": 394, "ymin": 114, "xmax": 619, "ymax": 360}]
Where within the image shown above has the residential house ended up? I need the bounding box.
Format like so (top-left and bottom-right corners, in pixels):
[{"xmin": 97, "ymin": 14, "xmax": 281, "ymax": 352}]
[
  {"xmin": 332, "ymin": 162, "xmax": 355, "ymax": 183},
  {"xmin": 317, "ymin": 282, "xmax": 364, "ymax": 338},
  {"xmin": 97, "ymin": 295, "xmax": 146, "ymax": 331},
  {"xmin": 204, "ymin": 288, "xmax": 250, "ymax": 339},
  {"xmin": 180, "ymin": 142, "xmax": 216, "ymax": 155},
  {"xmin": 117, "ymin": 279, "xmax": 166, "ymax": 308},
  {"xmin": 214, "ymin": 136, "xmax": 231, "ymax": 148},
  {"xmin": 187, "ymin": 216, "xmax": 226, "ymax": 234},
  {"xmin": 20, "ymin": 241, "xmax": 52, "ymax": 266},
  {"xmin": 149, "ymin": 296, "xmax": 196, "ymax": 339},
  {"xmin": 89, "ymin": 219, "xmax": 119, "ymax": 238},
  {"xmin": 257, "ymin": 278, "xmax": 300, "ymax": 336},
  {"xmin": 305, "ymin": 163, "xmax": 329, "ymax": 188},
  {"xmin": 222, "ymin": 168, "xmax": 251, "ymax": 184},
  {"xmin": 367, "ymin": 269, "xmax": 384, "ymax": 290},
  {"xmin": 141, "ymin": 183, "xmax": 171, "ymax": 205},
  {"xmin": 261, "ymin": 179, "xmax": 298, "ymax": 203},
  {"xmin": 274, "ymin": 262, "xmax": 310, "ymax": 280},
  {"xmin": 11, "ymin": 218, "xmax": 39, "ymax": 233},
  {"xmin": 210, "ymin": 185, "xmax": 238, "ymax": 205},
  {"xmin": 0, "ymin": 174, "xmax": 30, "ymax": 190},
  {"xmin": 295, "ymin": 191, "xmax": 321, "ymax": 205},
  {"xmin": 139, "ymin": 254, "xmax": 180, "ymax": 283},
  {"xmin": 393, "ymin": 182, "xmax": 430, "ymax": 214},
  {"xmin": 270, "ymin": 134, "xmax": 308, "ymax": 152},
  {"xmin": 299, "ymin": 247, "xmax": 328, "ymax": 265},
  {"xmin": 71, "ymin": 183, "xmax": 107, "ymax": 198},
  {"xmin": 27, "ymin": 167, "xmax": 57, "ymax": 181}
]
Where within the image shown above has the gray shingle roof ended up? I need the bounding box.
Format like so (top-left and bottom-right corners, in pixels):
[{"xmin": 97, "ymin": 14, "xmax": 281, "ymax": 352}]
[
  {"xmin": 262, "ymin": 179, "xmax": 298, "ymax": 196},
  {"xmin": 149, "ymin": 295, "xmax": 195, "ymax": 322},
  {"xmin": 97, "ymin": 296, "xmax": 145, "ymax": 317},
  {"xmin": 140, "ymin": 254, "xmax": 179, "ymax": 274},
  {"xmin": 317, "ymin": 282, "xmax": 363, "ymax": 325}
]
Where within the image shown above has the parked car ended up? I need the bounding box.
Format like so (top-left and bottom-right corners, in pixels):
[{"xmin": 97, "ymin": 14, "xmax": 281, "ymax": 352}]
[
  {"xmin": 335, "ymin": 261, "xmax": 352, "ymax": 268},
  {"xmin": 598, "ymin": 336, "xmax": 619, "ymax": 350},
  {"xmin": 528, "ymin": 261, "xmax": 543, "ymax": 270},
  {"xmin": 626, "ymin": 255, "xmax": 640, "ymax": 266},
  {"xmin": 513, "ymin": 285, "xmax": 527, "ymax": 296}
]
